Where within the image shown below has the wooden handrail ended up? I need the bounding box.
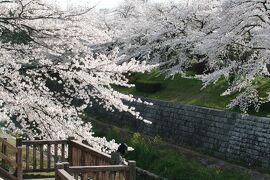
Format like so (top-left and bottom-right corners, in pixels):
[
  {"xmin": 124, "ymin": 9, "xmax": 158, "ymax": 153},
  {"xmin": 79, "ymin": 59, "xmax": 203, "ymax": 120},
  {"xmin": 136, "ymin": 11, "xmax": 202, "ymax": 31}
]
[
  {"xmin": 56, "ymin": 163, "xmax": 75, "ymax": 180},
  {"xmin": 0, "ymin": 137, "xmax": 23, "ymax": 180},
  {"xmin": 57, "ymin": 169, "xmax": 75, "ymax": 180},
  {"xmin": 22, "ymin": 140, "xmax": 68, "ymax": 145},
  {"xmin": 58, "ymin": 161, "xmax": 135, "ymax": 180},
  {"xmin": 0, "ymin": 137, "xmax": 136, "ymax": 180},
  {"xmin": 22, "ymin": 139, "xmax": 69, "ymax": 173},
  {"xmin": 69, "ymin": 140, "xmax": 112, "ymax": 167},
  {"xmin": 67, "ymin": 161, "xmax": 136, "ymax": 179},
  {"xmin": 0, "ymin": 166, "xmax": 17, "ymax": 180},
  {"xmin": 0, "ymin": 152, "xmax": 17, "ymax": 167},
  {"xmin": 70, "ymin": 140, "xmax": 111, "ymax": 160},
  {"xmin": 0, "ymin": 137, "xmax": 17, "ymax": 152},
  {"xmin": 69, "ymin": 165, "xmax": 130, "ymax": 173}
]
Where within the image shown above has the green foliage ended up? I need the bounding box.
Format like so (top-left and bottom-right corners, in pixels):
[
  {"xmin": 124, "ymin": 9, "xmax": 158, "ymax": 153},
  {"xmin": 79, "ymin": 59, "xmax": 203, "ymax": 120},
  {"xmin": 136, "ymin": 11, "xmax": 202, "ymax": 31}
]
[
  {"xmin": 13, "ymin": 132, "xmax": 23, "ymax": 139},
  {"xmin": 128, "ymin": 133, "xmax": 249, "ymax": 180},
  {"xmin": 93, "ymin": 127, "xmax": 250, "ymax": 180},
  {"xmin": 114, "ymin": 70, "xmax": 270, "ymax": 117},
  {"xmin": 0, "ymin": 29, "xmax": 32, "ymax": 44},
  {"xmin": 127, "ymin": 73, "xmax": 141, "ymax": 84},
  {"xmin": 135, "ymin": 80, "xmax": 163, "ymax": 93},
  {"xmin": 23, "ymin": 172, "xmax": 55, "ymax": 179},
  {"xmin": 114, "ymin": 71, "xmax": 233, "ymax": 110}
]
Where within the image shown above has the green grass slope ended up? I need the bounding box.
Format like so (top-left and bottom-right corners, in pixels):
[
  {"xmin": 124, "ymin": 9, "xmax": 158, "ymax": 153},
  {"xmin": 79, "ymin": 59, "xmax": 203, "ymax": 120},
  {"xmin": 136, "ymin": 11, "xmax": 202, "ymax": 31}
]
[
  {"xmin": 114, "ymin": 71, "xmax": 270, "ymax": 117},
  {"xmin": 92, "ymin": 124, "xmax": 251, "ymax": 180}
]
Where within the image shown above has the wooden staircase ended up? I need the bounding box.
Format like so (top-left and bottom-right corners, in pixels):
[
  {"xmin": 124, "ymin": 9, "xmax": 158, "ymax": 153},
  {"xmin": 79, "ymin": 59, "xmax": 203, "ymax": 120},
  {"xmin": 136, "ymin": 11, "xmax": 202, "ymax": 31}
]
[{"xmin": 0, "ymin": 137, "xmax": 136, "ymax": 180}]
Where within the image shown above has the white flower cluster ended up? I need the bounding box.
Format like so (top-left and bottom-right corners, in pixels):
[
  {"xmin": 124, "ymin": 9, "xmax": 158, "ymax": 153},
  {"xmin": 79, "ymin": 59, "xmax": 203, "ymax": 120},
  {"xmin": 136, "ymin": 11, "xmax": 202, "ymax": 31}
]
[
  {"xmin": 100, "ymin": 0, "xmax": 270, "ymax": 113},
  {"xmin": 0, "ymin": 0, "xmax": 154, "ymax": 152}
]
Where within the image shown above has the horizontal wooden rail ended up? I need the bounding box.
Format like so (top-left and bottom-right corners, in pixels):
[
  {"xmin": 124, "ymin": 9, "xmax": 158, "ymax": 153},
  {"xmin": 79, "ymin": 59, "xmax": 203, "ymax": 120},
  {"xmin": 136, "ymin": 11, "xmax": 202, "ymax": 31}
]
[
  {"xmin": 22, "ymin": 140, "xmax": 68, "ymax": 145},
  {"xmin": 0, "ymin": 137, "xmax": 22, "ymax": 180},
  {"xmin": 0, "ymin": 152, "xmax": 17, "ymax": 167},
  {"xmin": 69, "ymin": 165, "xmax": 130, "ymax": 173},
  {"xmin": 70, "ymin": 140, "xmax": 111, "ymax": 166},
  {"xmin": 0, "ymin": 166, "xmax": 17, "ymax": 180},
  {"xmin": 69, "ymin": 165, "xmax": 131, "ymax": 180},
  {"xmin": 61, "ymin": 161, "xmax": 136, "ymax": 180},
  {"xmin": 0, "ymin": 137, "xmax": 137, "ymax": 180},
  {"xmin": 0, "ymin": 137, "xmax": 17, "ymax": 152},
  {"xmin": 68, "ymin": 140, "xmax": 136, "ymax": 179},
  {"xmin": 71, "ymin": 140, "xmax": 111, "ymax": 160},
  {"xmin": 22, "ymin": 139, "xmax": 69, "ymax": 173}
]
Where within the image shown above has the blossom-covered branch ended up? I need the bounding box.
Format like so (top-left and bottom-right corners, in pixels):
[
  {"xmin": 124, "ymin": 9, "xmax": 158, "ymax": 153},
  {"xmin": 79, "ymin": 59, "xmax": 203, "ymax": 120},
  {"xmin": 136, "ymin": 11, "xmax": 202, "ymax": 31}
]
[
  {"xmin": 99, "ymin": 0, "xmax": 270, "ymax": 113},
  {"xmin": 0, "ymin": 0, "xmax": 154, "ymax": 152}
]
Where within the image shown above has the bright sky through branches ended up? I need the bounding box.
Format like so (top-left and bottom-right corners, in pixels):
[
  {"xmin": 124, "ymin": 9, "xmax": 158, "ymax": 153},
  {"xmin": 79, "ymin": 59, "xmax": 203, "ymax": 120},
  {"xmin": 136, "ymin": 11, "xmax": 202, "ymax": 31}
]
[{"xmin": 47, "ymin": 0, "xmax": 173, "ymax": 9}]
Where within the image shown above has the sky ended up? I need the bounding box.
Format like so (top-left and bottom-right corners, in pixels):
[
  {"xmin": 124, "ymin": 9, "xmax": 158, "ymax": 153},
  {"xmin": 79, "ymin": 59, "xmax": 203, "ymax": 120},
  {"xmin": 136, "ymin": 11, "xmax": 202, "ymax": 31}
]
[{"xmin": 48, "ymin": 0, "xmax": 172, "ymax": 9}]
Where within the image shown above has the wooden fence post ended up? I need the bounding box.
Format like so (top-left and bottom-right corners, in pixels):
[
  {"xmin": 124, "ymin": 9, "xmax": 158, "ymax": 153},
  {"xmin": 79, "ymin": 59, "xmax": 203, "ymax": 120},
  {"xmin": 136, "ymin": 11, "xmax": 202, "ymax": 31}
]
[
  {"xmin": 63, "ymin": 162, "xmax": 70, "ymax": 172},
  {"xmin": 16, "ymin": 147, "xmax": 23, "ymax": 180},
  {"xmin": 55, "ymin": 162, "xmax": 64, "ymax": 180},
  {"xmin": 1, "ymin": 137, "xmax": 7, "ymax": 169},
  {"xmin": 16, "ymin": 137, "xmax": 22, "ymax": 148},
  {"xmin": 128, "ymin": 161, "xmax": 136, "ymax": 180},
  {"xmin": 68, "ymin": 137, "xmax": 75, "ymax": 165},
  {"xmin": 16, "ymin": 138, "xmax": 23, "ymax": 180}
]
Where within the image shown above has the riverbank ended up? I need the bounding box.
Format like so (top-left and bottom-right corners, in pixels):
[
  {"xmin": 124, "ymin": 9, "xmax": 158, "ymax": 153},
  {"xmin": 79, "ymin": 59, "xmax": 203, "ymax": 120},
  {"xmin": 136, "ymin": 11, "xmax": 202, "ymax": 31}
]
[{"xmin": 87, "ymin": 116, "xmax": 270, "ymax": 180}]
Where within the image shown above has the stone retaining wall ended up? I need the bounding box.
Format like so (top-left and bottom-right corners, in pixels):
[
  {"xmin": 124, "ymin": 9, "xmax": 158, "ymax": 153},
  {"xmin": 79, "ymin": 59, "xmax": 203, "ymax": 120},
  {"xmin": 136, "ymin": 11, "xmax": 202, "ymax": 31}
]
[{"xmin": 89, "ymin": 98, "xmax": 270, "ymax": 169}]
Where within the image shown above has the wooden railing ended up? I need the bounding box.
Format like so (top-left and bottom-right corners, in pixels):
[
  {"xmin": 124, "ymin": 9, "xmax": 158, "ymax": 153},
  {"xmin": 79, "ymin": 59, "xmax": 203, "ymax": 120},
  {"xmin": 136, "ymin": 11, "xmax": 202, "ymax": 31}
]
[
  {"xmin": 0, "ymin": 137, "xmax": 22, "ymax": 180},
  {"xmin": 21, "ymin": 139, "xmax": 69, "ymax": 172},
  {"xmin": 56, "ymin": 169, "xmax": 75, "ymax": 180},
  {"xmin": 56, "ymin": 161, "xmax": 136, "ymax": 180},
  {"xmin": 57, "ymin": 139, "xmax": 136, "ymax": 180},
  {"xmin": 0, "ymin": 137, "xmax": 137, "ymax": 180},
  {"xmin": 69, "ymin": 139, "xmax": 111, "ymax": 166}
]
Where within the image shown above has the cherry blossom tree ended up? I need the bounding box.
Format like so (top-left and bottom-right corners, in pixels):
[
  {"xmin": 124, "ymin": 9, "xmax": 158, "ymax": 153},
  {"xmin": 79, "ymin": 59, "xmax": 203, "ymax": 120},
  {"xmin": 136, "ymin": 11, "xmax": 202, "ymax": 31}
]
[
  {"xmin": 100, "ymin": 0, "xmax": 218, "ymax": 75},
  {"xmin": 0, "ymin": 0, "xmax": 154, "ymax": 152},
  {"xmin": 196, "ymin": 0, "xmax": 270, "ymax": 112},
  {"xmin": 102, "ymin": 0, "xmax": 270, "ymax": 113}
]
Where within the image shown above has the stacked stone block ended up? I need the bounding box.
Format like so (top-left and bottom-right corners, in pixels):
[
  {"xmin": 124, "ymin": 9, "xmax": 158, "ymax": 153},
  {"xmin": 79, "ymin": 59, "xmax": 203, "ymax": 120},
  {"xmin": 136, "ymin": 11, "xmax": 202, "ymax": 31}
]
[{"xmin": 89, "ymin": 98, "xmax": 270, "ymax": 169}]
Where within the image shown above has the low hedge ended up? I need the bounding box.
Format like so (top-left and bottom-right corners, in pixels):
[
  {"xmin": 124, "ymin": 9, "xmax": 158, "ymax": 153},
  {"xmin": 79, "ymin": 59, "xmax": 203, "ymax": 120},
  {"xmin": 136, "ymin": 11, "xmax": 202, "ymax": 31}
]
[{"xmin": 135, "ymin": 80, "xmax": 163, "ymax": 93}]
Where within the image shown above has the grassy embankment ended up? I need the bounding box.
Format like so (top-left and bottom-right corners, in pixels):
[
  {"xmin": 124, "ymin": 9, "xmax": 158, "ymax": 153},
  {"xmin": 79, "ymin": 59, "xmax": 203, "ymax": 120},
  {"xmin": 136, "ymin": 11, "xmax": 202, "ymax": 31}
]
[
  {"xmin": 2, "ymin": 126, "xmax": 251, "ymax": 180},
  {"xmin": 114, "ymin": 71, "xmax": 270, "ymax": 117},
  {"xmin": 91, "ymin": 122, "xmax": 251, "ymax": 180}
]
